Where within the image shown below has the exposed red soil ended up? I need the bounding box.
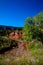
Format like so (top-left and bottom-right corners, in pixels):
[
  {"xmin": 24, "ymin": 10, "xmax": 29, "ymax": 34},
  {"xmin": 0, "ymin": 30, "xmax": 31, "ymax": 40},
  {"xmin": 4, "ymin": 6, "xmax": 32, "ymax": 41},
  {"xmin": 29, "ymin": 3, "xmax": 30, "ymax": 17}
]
[
  {"xmin": 5, "ymin": 31, "xmax": 31, "ymax": 57},
  {"xmin": 5, "ymin": 41, "xmax": 31, "ymax": 57}
]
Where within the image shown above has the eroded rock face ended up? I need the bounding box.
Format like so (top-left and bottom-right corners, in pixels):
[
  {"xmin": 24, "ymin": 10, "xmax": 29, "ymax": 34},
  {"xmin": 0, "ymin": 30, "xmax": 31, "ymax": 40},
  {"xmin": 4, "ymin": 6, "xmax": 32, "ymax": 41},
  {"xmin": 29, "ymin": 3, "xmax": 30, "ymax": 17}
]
[{"xmin": 8, "ymin": 30, "xmax": 24, "ymax": 40}]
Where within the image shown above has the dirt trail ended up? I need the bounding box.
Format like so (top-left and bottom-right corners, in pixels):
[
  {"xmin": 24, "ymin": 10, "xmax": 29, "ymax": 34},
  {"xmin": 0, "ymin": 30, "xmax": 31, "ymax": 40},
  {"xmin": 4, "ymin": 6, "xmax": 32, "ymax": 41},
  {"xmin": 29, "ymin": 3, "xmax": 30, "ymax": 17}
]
[{"xmin": 5, "ymin": 41, "xmax": 31, "ymax": 57}]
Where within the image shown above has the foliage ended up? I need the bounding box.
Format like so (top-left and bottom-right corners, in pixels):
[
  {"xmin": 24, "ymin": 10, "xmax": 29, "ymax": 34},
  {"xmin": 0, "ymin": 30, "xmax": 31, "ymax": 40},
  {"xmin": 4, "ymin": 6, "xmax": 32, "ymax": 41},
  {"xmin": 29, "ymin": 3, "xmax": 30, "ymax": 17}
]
[
  {"xmin": 0, "ymin": 36, "xmax": 16, "ymax": 50},
  {"xmin": 23, "ymin": 18, "xmax": 33, "ymax": 41},
  {"xmin": 0, "ymin": 30, "xmax": 12, "ymax": 36},
  {"xmin": 0, "ymin": 11, "xmax": 43, "ymax": 65},
  {"xmin": 23, "ymin": 12, "xmax": 43, "ymax": 43},
  {"xmin": 28, "ymin": 40, "xmax": 42, "ymax": 49}
]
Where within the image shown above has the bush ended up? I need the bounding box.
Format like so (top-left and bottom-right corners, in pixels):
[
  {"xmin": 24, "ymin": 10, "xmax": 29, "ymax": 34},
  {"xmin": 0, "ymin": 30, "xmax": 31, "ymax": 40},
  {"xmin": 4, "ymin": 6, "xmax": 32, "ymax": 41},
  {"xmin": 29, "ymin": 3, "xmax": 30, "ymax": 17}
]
[
  {"xmin": 0, "ymin": 36, "xmax": 16, "ymax": 50},
  {"xmin": 28, "ymin": 40, "xmax": 42, "ymax": 49},
  {"xmin": 0, "ymin": 30, "xmax": 12, "ymax": 36}
]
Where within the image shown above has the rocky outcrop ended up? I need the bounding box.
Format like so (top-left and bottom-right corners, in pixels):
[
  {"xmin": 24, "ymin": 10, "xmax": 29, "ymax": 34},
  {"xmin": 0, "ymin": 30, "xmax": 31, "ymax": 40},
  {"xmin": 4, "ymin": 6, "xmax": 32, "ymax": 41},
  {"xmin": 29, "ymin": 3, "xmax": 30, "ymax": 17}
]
[{"xmin": 8, "ymin": 30, "xmax": 25, "ymax": 40}]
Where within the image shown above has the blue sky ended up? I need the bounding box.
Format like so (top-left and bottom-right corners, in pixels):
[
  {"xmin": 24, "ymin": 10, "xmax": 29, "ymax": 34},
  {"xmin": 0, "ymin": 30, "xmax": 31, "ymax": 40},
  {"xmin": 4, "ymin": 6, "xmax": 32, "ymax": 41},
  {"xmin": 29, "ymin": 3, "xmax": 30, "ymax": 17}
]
[{"xmin": 0, "ymin": 0, "xmax": 43, "ymax": 27}]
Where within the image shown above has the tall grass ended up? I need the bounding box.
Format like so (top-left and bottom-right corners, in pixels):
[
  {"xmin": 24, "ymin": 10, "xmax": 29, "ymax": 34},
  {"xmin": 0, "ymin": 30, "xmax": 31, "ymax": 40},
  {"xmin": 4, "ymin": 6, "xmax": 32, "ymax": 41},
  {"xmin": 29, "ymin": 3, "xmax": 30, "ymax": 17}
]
[{"xmin": 0, "ymin": 40, "xmax": 43, "ymax": 65}]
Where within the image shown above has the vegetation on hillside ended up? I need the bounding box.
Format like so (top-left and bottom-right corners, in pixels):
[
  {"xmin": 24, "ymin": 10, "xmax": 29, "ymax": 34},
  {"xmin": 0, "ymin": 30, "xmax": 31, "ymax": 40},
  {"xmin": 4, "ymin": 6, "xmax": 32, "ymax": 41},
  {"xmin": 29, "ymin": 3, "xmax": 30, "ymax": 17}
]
[
  {"xmin": 23, "ymin": 12, "xmax": 43, "ymax": 43},
  {"xmin": 0, "ymin": 36, "xmax": 17, "ymax": 52},
  {"xmin": 0, "ymin": 11, "xmax": 43, "ymax": 65},
  {"xmin": 0, "ymin": 30, "xmax": 13, "ymax": 36}
]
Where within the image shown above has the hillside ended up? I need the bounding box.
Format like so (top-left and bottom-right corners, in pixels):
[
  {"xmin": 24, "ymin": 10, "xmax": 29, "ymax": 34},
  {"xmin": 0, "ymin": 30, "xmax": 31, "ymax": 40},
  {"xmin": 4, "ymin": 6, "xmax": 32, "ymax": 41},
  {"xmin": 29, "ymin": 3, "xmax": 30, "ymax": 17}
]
[
  {"xmin": 0, "ymin": 25, "xmax": 23, "ymax": 30},
  {"xmin": 0, "ymin": 25, "xmax": 30, "ymax": 57},
  {"xmin": 0, "ymin": 12, "xmax": 43, "ymax": 65}
]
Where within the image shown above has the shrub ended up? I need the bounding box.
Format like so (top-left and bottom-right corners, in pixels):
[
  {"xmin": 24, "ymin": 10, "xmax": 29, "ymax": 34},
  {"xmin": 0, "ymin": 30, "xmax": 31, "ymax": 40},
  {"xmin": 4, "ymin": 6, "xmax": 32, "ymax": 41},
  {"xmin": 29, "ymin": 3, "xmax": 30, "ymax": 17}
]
[{"xmin": 0, "ymin": 36, "xmax": 17, "ymax": 50}]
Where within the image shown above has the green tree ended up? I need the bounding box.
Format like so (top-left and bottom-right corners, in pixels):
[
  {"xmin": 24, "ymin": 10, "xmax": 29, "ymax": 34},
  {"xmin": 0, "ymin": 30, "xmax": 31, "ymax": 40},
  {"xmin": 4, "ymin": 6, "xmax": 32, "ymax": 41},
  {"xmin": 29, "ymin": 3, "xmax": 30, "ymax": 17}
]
[
  {"xmin": 23, "ymin": 18, "xmax": 33, "ymax": 41},
  {"xmin": 33, "ymin": 12, "xmax": 43, "ymax": 43},
  {"xmin": 23, "ymin": 12, "xmax": 43, "ymax": 43},
  {"xmin": 34, "ymin": 12, "xmax": 43, "ymax": 29}
]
